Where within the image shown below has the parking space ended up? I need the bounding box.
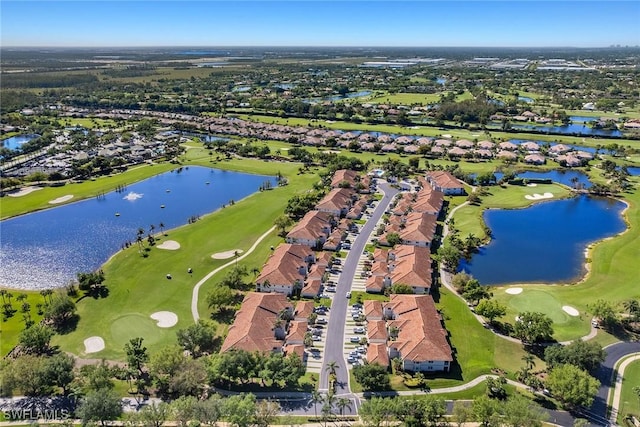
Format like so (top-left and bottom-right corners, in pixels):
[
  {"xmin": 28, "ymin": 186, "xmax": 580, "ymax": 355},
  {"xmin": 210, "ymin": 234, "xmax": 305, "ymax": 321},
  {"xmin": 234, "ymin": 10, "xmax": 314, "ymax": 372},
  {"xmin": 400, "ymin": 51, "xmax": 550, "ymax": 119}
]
[
  {"xmin": 305, "ymin": 305, "xmax": 331, "ymax": 374},
  {"xmin": 343, "ymin": 303, "xmax": 367, "ymax": 367}
]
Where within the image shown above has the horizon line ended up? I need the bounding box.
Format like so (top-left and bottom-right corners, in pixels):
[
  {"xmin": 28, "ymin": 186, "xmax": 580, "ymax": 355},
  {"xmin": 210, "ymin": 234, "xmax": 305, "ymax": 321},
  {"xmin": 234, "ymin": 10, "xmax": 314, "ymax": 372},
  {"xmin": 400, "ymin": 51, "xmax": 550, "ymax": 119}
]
[{"xmin": 2, "ymin": 44, "xmax": 637, "ymax": 49}]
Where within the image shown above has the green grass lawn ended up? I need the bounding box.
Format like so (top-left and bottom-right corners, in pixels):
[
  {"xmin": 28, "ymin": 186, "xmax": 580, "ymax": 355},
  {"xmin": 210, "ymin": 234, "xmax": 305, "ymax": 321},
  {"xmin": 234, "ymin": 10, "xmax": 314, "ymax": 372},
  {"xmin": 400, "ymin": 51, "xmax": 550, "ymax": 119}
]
[
  {"xmin": 49, "ymin": 164, "xmax": 318, "ymax": 359},
  {"xmin": 366, "ymin": 92, "xmax": 442, "ymax": 105},
  {"xmin": 0, "ymin": 293, "xmax": 46, "ymax": 356},
  {"xmin": 617, "ymin": 358, "xmax": 640, "ymax": 423}
]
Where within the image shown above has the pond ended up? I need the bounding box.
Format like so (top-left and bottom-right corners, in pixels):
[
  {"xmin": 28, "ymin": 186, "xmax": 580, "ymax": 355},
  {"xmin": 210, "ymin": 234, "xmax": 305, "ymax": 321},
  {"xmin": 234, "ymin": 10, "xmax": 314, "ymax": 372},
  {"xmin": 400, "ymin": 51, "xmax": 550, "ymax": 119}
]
[
  {"xmin": 459, "ymin": 195, "xmax": 626, "ymax": 285},
  {"xmin": 436, "ymin": 77, "xmax": 447, "ymax": 85},
  {"xmin": 305, "ymin": 90, "xmax": 372, "ymax": 103},
  {"xmin": 626, "ymin": 167, "xmax": 640, "ymax": 176},
  {"xmin": 1, "ymin": 134, "xmax": 39, "ymax": 151},
  {"xmin": 0, "ymin": 166, "xmax": 277, "ymax": 290},
  {"xmin": 510, "ymin": 123, "xmax": 623, "ymax": 137},
  {"xmin": 518, "ymin": 96, "xmax": 534, "ymax": 103},
  {"xmin": 517, "ymin": 169, "xmax": 592, "ymax": 188}
]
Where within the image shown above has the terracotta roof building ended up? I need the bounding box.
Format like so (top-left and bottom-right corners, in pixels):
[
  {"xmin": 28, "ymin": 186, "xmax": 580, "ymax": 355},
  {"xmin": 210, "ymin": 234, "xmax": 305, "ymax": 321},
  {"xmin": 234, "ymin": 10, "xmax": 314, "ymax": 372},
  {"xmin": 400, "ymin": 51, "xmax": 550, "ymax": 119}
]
[
  {"xmin": 425, "ymin": 171, "xmax": 465, "ymax": 195},
  {"xmin": 384, "ymin": 295, "xmax": 453, "ymax": 372},
  {"xmin": 221, "ymin": 292, "xmax": 293, "ymax": 353}
]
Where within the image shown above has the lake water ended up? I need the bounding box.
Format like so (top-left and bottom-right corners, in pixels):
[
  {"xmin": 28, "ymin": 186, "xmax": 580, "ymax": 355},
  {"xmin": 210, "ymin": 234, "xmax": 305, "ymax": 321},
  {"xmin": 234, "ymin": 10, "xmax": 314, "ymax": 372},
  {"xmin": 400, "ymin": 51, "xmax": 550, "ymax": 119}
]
[
  {"xmin": 517, "ymin": 169, "xmax": 592, "ymax": 188},
  {"xmin": 2, "ymin": 134, "xmax": 39, "ymax": 150},
  {"xmin": 0, "ymin": 166, "xmax": 277, "ymax": 290},
  {"xmin": 305, "ymin": 90, "xmax": 372, "ymax": 103},
  {"xmin": 510, "ymin": 123, "xmax": 623, "ymax": 137},
  {"xmin": 518, "ymin": 96, "xmax": 534, "ymax": 103},
  {"xmin": 626, "ymin": 167, "xmax": 640, "ymax": 176},
  {"xmin": 436, "ymin": 77, "xmax": 447, "ymax": 85},
  {"xmin": 459, "ymin": 195, "xmax": 626, "ymax": 285}
]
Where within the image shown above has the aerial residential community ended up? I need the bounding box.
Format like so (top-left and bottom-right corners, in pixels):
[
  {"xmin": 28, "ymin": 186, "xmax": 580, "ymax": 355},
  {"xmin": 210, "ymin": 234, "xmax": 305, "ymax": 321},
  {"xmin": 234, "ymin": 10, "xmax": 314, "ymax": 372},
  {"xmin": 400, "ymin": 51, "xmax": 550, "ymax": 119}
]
[{"xmin": 1, "ymin": 1, "xmax": 640, "ymax": 427}]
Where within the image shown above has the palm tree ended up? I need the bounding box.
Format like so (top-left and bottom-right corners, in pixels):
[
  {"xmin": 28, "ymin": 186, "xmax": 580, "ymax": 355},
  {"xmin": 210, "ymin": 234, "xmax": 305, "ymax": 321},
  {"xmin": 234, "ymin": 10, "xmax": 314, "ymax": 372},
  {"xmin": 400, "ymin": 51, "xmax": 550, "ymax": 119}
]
[
  {"xmin": 623, "ymin": 299, "xmax": 640, "ymax": 317},
  {"xmin": 0, "ymin": 290, "xmax": 7, "ymax": 305},
  {"xmin": 522, "ymin": 353, "xmax": 535, "ymax": 371},
  {"xmin": 321, "ymin": 391, "xmax": 337, "ymax": 427},
  {"xmin": 336, "ymin": 397, "xmax": 352, "ymax": 417},
  {"xmin": 309, "ymin": 390, "xmax": 323, "ymax": 420},
  {"xmin": 158, "ymin": 222, "xmax": 165, "ymax": 236},
  {"xmin": 149, "ymin": 224, "xmax": 155, "ymax": 236},
  {"xmin": 325, "ymin": 361, "xmax": 339, "ymax": 376},
  {"xmin": 234, "ymin": 250, "xmax": 239, "ymax": 268}
]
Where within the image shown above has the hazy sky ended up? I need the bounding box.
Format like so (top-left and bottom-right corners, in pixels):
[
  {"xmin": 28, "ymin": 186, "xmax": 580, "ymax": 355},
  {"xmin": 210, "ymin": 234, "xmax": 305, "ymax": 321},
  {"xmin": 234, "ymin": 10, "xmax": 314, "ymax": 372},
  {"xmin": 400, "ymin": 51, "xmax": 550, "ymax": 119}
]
[{"xmin": 2, "ymin": 1, "xmax": 639, "ymax": 47}]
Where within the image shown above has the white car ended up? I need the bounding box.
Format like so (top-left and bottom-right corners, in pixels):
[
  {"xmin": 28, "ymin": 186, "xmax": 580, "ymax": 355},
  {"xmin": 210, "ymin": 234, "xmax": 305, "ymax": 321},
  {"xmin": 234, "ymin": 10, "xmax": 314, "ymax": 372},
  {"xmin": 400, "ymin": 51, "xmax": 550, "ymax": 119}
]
[
  {"xmin": 353, "ymin": 327, "xmax": 366, "ymax": 334},
  {"xmin": 346, "ymin": 291, "xmax": 351, "ymax": 298},
  {"xmin": 350, "ymin": 337, "xmax": 361, "ymax": 343}
]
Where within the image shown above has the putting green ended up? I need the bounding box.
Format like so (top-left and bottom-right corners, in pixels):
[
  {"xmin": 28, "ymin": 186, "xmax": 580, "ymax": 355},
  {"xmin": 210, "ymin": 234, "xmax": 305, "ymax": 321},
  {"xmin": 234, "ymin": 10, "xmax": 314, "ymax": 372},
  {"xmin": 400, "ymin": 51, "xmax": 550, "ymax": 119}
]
[
  {"xmin": 506, "ymin": 290, "xmax": 572, "ymax": 324},
  {"xmin": 110, "ymin": 313, "xmax": 164, "ymax": 347}
]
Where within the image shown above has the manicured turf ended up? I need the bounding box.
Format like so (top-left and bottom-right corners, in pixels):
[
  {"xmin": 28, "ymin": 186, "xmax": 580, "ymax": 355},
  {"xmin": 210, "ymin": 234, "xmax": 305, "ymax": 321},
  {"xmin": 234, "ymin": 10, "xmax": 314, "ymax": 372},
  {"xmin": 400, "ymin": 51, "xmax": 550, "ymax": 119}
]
[
  {"xmin": 0, "ymin": 293, "xmax": 45, "ymax": 356},
  {"xmin": 49, "ymin": 161, "xmax": 318, "ymax": 359},
  {"xmin": 617, "ymin": 358, "xmax": 640, "ymax": 423}
]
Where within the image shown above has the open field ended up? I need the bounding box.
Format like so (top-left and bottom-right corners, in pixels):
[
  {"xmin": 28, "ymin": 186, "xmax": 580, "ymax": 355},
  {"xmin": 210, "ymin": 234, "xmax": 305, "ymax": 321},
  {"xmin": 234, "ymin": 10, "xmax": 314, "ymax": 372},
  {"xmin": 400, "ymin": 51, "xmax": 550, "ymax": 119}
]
[
  {"xmin": 0, "ymin": 293, "xmax": 46, "ymax": 356},
  {"xmin": 366, "ymin": 92, "xmax": 442, "ymax": 105}
]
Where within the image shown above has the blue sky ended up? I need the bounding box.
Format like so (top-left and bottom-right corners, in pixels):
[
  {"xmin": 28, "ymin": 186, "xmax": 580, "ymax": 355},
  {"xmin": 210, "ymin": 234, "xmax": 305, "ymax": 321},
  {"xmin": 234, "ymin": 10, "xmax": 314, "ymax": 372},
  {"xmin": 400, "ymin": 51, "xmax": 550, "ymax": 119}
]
[{"xmin": 2, "ymin": 1, "xmax": 639, "ymax": 47}]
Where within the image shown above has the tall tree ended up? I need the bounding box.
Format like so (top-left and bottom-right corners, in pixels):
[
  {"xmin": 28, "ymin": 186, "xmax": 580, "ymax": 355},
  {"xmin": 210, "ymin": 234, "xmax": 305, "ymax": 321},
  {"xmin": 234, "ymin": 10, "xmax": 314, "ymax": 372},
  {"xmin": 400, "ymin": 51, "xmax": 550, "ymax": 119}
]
[
  {"xmin": 18, "ymin": 324, "xmax": 54, "ymax": 355},
  {"xmin": 76, "ymin": 388, "xmax": 122, "ymax": 426},
  {"xmin": 124, "ymin": 337, "xmax": 149, "ymax": 376},
  {"xmin": 513, "ymin": 312, "xmax": 554, "ymax": 344},
  {"xmin": 546, "ymin": 364, "xmax": 600, "ymax": 409}
]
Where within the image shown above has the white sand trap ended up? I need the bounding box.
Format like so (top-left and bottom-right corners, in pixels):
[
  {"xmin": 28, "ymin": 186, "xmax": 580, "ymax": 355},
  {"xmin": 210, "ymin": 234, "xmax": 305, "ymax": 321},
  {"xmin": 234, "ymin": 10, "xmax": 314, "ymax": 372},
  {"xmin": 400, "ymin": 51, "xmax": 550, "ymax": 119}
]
[
  {"xmin": 49, "ymin": 194, "xmax": 73, "ymax": 204},
  {"xmin": 562, "ymin": 306, "xmax": 580, "ymax": 317},
  {"xmin": 525, "ymin": 192, "xmax": 554, "ymax": 200},
  {"xmin": 211, "ymin": 249, "xmax": 243, "ymax": 259},
  {"xmin": 7, "ymin": 186, "xmax": 42, "ymax": 197},
  {"xmin": 506, "ymin": 287, "xmax": 523, "ymax": 295},
  {"xmin": 526, "ymin": 183, "xmax": 538, "ymax": 187},
  {"xmin": 157, "ymin": 240, "xmax": 180, "ymax": 250},
  {"xmin": 150, "ymin": 311, "xmax": 178, "ymax": 328},
  {"xmin": 84, "ymin": 336, "xmax": 105, "ymax": 353},
  {"xmin": 442, "ymin": 134, "xmax": 452, "ymax": 138}
]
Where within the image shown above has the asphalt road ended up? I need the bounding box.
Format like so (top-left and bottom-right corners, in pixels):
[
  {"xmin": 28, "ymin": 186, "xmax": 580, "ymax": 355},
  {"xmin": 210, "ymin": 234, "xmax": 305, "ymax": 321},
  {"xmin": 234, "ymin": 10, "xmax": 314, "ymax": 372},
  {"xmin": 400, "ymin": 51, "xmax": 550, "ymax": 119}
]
[
  {"xmin": 580, "ymin": 341, "xmax": 640, "ymax": 426},
  {"xmin": 318, "ymin": 181, "xmax": 398, "ymax": 395}
]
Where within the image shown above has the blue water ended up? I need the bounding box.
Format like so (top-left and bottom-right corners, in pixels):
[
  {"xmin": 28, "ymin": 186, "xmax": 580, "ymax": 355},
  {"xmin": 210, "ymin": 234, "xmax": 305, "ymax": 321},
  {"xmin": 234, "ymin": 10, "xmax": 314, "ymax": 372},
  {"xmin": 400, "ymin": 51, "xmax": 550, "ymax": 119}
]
[
  {"xmin": 626, "ymin": 167, "xmax": 640, "ymax": 176},
  {"xmin": 518, "ymin": 96, "xmax": 534, "ymax": 103},
  {"xmin": 518, "ymin": 170, "xmax": 592, "ymax": 188},
  {"xmin": 2, "ymin": 134, "xmax": 39, "ymax": 150},
  {"xmin": 436, "ymin": 77, "xmax": 447, "ymax": 85},
  {"xmin": 305, "ymin": 90, "xmax": 372, "ymax": 103},
  {"xmin": 183, "ymin": 133, "xmax": 229, "ymax": 144},
  {"xmin": 510, "ymin": 123, "xmax": 623, "ymax": 137},
  {"xmin": 0, "ymin": 166, "xmax": 277, "ymax": 290},
  {"xmin": 460, "ymin": 195, "xmax": 626, "ymax": 285},
  {"xmin": 233, "ymin": 86, "xmax": 251, "ymax": 92}
]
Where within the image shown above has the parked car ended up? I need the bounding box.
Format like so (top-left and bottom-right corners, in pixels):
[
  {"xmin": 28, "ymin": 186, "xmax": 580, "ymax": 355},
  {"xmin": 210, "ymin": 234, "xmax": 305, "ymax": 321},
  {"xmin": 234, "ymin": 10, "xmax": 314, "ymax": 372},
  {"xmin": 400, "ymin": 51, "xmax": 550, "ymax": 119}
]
[
  {"xmin": 316, "ymin": 318, "xmax": 327, "ymax": 325},
  {"xmin": 356, "ymin": 346, "xmax": 367, "ymax": 354},
  {"xmin": 342, "ymin": 243, "xmax": 351, "ymax": 250},
  {"xmin": 350, "ymin": 337, "xmax": 360, "ymax": 343},
  {"xmin": 354, "ymin": 327, "xmax": 366, "ymax": 334},
  {"xmin": 347, "ymin": 356, "xmax": 358, "ymax": 364},
  {"xmin": 325, "ymin": 286, "xmax": 336, "ymax": 292},
  {"xmin": 312, "ymin": 336, "xmax": 322, "ymax": 342}
]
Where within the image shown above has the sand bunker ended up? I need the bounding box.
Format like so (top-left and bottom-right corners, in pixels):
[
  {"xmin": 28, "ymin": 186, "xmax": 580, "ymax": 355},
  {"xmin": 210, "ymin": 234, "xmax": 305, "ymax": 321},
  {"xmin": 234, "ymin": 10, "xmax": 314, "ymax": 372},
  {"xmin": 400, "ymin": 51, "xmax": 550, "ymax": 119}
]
[
  {"xmin": 525, "ymin": 192, "xmax": 554, "ymax": 200},
  {"xmin": 49, "ymin": 195, "xmax": 74, "ymax": 204},
  {"xmin": 157, "ymin": 240, "xmax": 180, "ymax": 250},
  {"xmin": 526, "ymin": 183, "xmax": 538, "ymax": 187},
  {"xmin": 562, "ymin": 306, "xmax": 580, "ymax": 317},
  {"xmin": 150, "ymin": 311, "xmax": 178, "ymax": 328},
  {"xmin": 505, "ymin": 287, "xmax": 523, "ymax": 295},
  {"xmin": 84, "ymin": 336, "xmax": 105, "ymax": 353},
  {"xmin": 211, "ymin": 249, "xmax": 243, "ymax": 259},
  {"xmin": 7, "ymin": 186, "xmax": 42, "ymax": 197}
]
